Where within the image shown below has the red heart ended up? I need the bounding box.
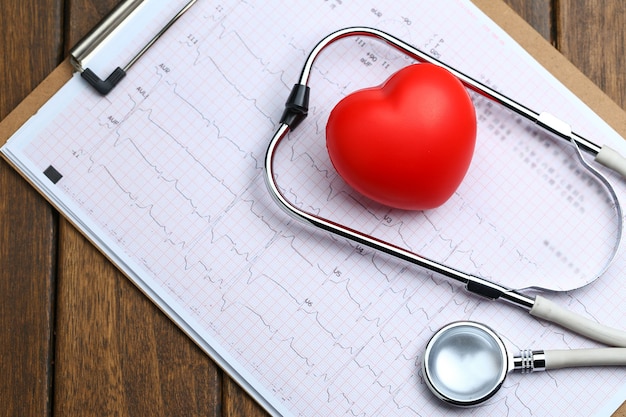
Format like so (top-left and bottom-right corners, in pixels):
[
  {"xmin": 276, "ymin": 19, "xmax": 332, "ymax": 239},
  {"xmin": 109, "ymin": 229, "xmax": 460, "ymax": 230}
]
[{"xmin": 326, "ymin": 63, "xmax": 477, "ymax": 210}]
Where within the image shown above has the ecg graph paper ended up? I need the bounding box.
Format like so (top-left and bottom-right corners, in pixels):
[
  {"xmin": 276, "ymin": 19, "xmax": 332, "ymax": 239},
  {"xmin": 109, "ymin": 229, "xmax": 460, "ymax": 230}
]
[{"xmin": 3, "ymin": 0, "xmax": 626, "ymax": 415}]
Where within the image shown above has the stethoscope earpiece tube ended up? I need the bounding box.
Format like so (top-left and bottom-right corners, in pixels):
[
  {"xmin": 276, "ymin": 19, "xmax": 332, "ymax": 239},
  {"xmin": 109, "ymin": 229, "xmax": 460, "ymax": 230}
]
[
  {"xmin": 530, "ymin": 296, "xmax": 626, "ymax": 347},
  {"xmin": 543, "ymin": 348, "xmax": 626, "ymax": 369},
  {"xmin": 596, "ymin": 145, "xmax": 626, "ymax": 178}
]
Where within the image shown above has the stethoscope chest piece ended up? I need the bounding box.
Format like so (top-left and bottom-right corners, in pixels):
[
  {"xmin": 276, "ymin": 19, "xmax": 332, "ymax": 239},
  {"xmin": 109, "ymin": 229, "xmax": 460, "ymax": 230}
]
[{"xmin": 422, "ymin": 321, "xmax": 509, "ymax": 406}]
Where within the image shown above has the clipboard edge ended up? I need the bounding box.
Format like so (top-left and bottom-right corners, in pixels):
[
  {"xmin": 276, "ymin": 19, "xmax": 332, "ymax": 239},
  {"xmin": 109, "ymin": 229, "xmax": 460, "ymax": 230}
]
[
  {"xmin": 2, "ymin": 4, "xmax": 624, "ymax": 147},
  {"xmin": 0, "ymin": 59, "xmax": 73, "ymax": 146},
  {"xmin": 473, "ymin": 0, "xmax": 626, "ymax": 139}
]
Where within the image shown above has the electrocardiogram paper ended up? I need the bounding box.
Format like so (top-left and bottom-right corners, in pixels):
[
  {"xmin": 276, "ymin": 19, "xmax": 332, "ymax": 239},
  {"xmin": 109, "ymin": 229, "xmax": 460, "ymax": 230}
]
[{"xmin": 3, "ymin": 1, "xmax": 626, "ymax": 415}]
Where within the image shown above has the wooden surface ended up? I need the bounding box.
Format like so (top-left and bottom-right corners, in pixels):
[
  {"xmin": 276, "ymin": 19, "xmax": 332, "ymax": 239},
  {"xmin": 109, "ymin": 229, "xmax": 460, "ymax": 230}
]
[{"xmin": 0, "ymin": 1, "xmax": 624, "ymax": 416}]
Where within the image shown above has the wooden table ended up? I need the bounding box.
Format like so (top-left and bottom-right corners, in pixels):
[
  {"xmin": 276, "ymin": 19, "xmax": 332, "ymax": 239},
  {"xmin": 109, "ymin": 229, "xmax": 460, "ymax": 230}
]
[{"xmin": 0, "ymin": 1, "xmax": 624, "ymax": 416}]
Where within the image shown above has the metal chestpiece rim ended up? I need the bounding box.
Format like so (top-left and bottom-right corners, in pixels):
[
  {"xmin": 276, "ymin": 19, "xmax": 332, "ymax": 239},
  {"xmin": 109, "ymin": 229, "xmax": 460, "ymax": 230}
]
[{"xmin": 422, "ymin": 321, "xmax": 509, "ymax": 406}]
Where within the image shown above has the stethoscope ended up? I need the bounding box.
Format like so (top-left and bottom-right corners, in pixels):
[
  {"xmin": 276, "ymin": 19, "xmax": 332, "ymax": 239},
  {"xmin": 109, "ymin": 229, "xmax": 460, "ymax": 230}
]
[
  {"xmin": 263, "ymin": 27, "xmax": 626, "ymax": 406},
  {"xmin": 422, "ymin": 321, "xmax": 626, "ymax": 406}
]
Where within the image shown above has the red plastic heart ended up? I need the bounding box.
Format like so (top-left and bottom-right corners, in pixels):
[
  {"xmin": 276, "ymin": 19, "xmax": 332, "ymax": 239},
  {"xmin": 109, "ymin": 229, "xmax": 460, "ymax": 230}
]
[{"xmin": 326, "ymin": 63, "xmax": 477, "ymax": 210}]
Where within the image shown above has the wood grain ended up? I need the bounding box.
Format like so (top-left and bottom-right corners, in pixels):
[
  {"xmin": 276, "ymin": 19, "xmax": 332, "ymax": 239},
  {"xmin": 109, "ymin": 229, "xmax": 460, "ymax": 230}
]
[
  {"xmin": 54, "ymin": 225, "xmax": 223, "ymax": 416},
  {"xmin": 0, "ymin": 0, "xmax": 63, "ymax": 117},
  {"xmin": 556, "ymin": 1, "xmax": 626, "ymax": 108},
  {"xmin": 223, "ymin": 377, "xmax": 269, "ymax": 417},
  {"xmin": 0, "ymin": 1, "xmax": 62, "ymax": 417},
  {"xmin": 503, "ymin": 0, "xmax": 553, "ymax": 42}
]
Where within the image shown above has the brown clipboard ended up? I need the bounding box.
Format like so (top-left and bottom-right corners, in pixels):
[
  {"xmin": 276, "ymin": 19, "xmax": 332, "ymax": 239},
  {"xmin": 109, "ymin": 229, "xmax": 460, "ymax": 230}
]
[{"xmin": 2, "ymin": 0, "xmax": 625, "ymax": 147}]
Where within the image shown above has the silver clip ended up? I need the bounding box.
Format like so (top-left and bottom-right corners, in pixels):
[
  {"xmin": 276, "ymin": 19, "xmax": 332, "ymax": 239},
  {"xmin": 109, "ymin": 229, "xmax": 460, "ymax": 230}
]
[{"xmin": 69, "ymin": 0, "xmax": 197, "ymax": 95}]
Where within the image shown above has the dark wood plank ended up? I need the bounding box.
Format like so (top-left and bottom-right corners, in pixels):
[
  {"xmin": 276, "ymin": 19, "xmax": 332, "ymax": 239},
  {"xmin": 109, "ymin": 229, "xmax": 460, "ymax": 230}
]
[
  {"xmin": 0, "ymin": 168, "xmax": 57, "ymax": 417},
  {"xmin": 53, "ymin": 1, "xmax": 224, "ymax": 416},
  {"xmin": 0, "ymin": 1, "xmax": 64, "ymax": 117},
  {"xmin": 62, "ymin": 0, "xmax": 129, "ymax": 55},
  {"xmin": 556, "ymin": 1, "xmax": 626, "ymax": 108},
  {"xmin": 223, "ymin": 377, "xmax": 269, "ymax": 417},
  {"xmin": 0, "ymin": 1, "xmax": 62, "ymax": 417},
  {"xmin": 54, "ymin": 226, "xmax": 223, "ymax": 416},
  {"xmin": 502, "ymin": 0, "xmax": 553, "ymax": 42}
]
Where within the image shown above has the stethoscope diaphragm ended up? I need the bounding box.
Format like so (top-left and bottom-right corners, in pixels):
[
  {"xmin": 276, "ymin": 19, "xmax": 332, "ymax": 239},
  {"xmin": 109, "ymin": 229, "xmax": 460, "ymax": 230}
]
[
  {"xmin": 422, "ymin": 321, "xmax": 508, "ymax": 406},
  {"xmin": 421, "ymin": 321, "xmax": 626, "ymax": 406}
]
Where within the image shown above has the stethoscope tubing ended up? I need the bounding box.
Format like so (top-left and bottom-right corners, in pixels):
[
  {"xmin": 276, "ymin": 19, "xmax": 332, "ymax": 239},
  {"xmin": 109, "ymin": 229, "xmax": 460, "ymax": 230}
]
[
  {"xmin": 264, "ymin": 27, "xmax": 626, "ymax": 347},
  {"xmin": 296, "ymin": 27, "xmax": 603, "ymax": 155},
  {"xmin": 543, "ymin": 347, "xmax": 626, "ymax": 369},
  {"xmin": 265, "ymin": 123, "xmax": 536, "ymax": 310}
]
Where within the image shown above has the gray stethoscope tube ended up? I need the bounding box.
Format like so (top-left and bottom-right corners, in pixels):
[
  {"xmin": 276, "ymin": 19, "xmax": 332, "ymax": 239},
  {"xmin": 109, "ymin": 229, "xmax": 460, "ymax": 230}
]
[
  {"xmin": 423, "ymin": 321, "xmax": 626, "ymax": 406},
  {"xmin": 263, "ymin": 27, "xmax": 626, "ymax": 403}
]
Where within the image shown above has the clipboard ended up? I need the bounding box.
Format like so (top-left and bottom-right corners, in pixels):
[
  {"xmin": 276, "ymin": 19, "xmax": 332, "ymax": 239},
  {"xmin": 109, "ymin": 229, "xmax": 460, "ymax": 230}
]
[
  {"xmin": 1, "ymin": 1, "xmax": 625, "ymax": 416},
  {"xmin": 2, "ymin": 0, "xmax": 625, "ymax": 144}
]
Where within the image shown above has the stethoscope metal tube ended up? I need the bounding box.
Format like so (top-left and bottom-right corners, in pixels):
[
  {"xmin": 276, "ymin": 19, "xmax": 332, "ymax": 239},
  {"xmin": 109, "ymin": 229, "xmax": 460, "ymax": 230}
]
[
  {"xmin": 264, "ymin": 27, "xmax": 626, "ymax": 350},
  {"xmin": 265, "ymin": 123, "xmax": 536, "ymax": 310},
  {"xmin": 295, "ymin": 27, "xmax": 604, "ymax": 156}
]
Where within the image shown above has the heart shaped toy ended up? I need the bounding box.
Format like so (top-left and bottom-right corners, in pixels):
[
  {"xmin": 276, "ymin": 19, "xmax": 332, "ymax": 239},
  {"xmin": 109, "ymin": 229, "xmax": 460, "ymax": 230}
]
[{"xmin": 326, "ymin": 63, "xmax": 477, "ymax": 210}]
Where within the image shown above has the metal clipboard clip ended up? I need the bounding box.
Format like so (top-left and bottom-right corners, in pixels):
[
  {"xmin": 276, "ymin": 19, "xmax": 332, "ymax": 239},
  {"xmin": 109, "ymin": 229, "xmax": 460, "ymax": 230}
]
[{"xmin": 69, "ymin": 0, "xmax": 197, "ymax": 95}]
